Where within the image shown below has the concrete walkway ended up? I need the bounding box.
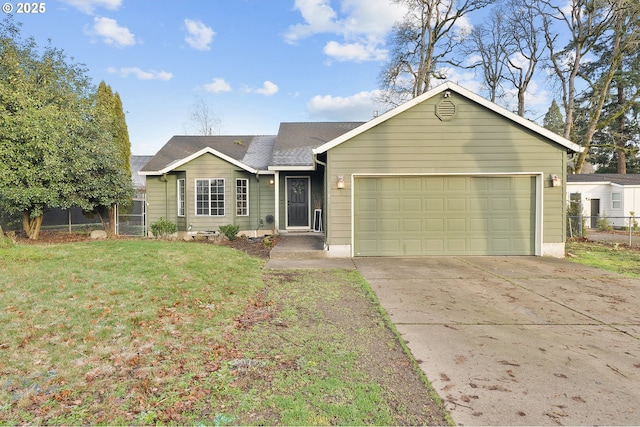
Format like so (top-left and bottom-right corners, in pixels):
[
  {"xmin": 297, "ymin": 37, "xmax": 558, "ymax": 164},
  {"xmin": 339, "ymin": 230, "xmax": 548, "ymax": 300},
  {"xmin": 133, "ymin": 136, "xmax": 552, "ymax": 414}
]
[
  {"xmin": 355, "ymin": 256, "xmax": 640, "ymax": 426},
  {"xmin": 265, "ymin": 233, "xmax": 356, "ymax": 269}
]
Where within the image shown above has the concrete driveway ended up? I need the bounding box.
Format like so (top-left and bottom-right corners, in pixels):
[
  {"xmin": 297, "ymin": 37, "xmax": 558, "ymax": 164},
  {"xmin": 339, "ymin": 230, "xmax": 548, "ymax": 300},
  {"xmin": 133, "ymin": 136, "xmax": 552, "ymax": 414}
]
[{"xmin": 354, "ymin": 256, "xmax": 640, "ymax": 426}]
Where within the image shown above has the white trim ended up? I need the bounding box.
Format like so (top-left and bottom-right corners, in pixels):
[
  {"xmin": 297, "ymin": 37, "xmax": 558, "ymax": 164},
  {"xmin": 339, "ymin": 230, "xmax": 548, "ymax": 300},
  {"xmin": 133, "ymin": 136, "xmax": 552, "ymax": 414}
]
[
  {"xmin": 285, "ymin": 176, "xmax": 311, "ymax": 230},
  {"xmin": 350, "ymin": 172, "xmax": 544, "ymax": 257},
  {"xmin": 177, "ymin": 178, "xmax": 185, "ymax": 217},
  {"xmin": 313, "ymin": 81, "xmax": 583, "ymax": 156},
  {"xmin": 140, "ymin": 147, "xmax": 257, "ymax": 175},
  {"xmin": 236, "ymin": 178, "xmax": 249, "ymax": 217},
  {"xmin": 268, "ymin": 165, "xmax": 316, "ymax": 171}
]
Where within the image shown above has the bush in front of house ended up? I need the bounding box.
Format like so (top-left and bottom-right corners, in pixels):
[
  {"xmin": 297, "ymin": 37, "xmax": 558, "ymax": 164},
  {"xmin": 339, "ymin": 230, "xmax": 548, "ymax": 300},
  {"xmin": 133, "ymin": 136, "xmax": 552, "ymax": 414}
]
[
  {"xmin": 219, "ymin": 224, "xmax": 240, "ymax": 241},
  {"xmin": 150, "ymin": 217, "xmax": 177, "ymax": 239}
]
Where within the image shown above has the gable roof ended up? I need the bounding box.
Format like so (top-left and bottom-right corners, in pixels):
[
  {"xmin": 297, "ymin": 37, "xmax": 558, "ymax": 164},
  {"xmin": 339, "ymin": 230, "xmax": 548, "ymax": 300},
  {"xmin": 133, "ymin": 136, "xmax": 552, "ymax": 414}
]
[
  {"xmin": 140, "ymin": 123, "xmax": 363, "ymax": 175},
  {"xmin": 139, "ymin": 135, "xmax": 275, "ymax": 175},
  {"xmin": 567, "ymin": 174, "xmax": 640, "ymax": 186},
  {"xmin": 313, "ymin": 81, "xmax": 584, "ymax": 155},
  {"xmin": 270, "ymin": 122, "xmax": 364, "ymax": 169}
]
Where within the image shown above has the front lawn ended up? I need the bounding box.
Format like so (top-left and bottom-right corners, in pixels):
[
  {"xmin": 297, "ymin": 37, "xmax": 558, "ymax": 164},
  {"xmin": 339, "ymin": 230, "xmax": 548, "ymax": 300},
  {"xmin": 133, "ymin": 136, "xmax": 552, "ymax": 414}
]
[
  {"xmin": 566, "ymin": 239, "xmax": 640, "ymax": 278},
  {"xmin": 0, "ymin": 239, "xmax": 449, "ymax": 425}
]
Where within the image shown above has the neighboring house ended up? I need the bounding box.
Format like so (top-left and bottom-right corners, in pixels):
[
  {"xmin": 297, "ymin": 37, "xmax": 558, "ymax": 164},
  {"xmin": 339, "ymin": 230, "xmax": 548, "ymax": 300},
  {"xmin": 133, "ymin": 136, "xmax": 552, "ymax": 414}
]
[
  {"xmin": 131, "ymin": 155, "xmax": 153, "ymax": 192},
  {"xmin": 567, "ymin": 174, "xmax": 640, "ymax": 229},
  {"xmin": 140, "ymin": 82, "xmax": 582, "ymax": 257}
]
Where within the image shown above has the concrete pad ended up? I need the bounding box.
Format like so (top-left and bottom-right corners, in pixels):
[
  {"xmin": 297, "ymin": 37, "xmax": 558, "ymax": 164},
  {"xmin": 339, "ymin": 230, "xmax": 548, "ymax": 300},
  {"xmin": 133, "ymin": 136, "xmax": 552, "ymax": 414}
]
[
  {"xmin": 402, "ymin": 323, "xmax": 640, "ymax": 426},
  {"xmin": 355, "ymin": 256, "xmax": 640, "ymax": 426},
  {"xmin": 355, "ymin": 257, "xmax": 489, "ymax": 279}
]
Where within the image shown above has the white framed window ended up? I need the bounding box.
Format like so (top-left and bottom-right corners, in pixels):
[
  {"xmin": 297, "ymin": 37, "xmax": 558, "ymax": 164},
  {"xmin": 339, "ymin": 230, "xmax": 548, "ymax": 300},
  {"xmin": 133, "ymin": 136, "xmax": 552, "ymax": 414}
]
[
  {"xmin": 177, "ymin": 179, "xmax": 185, "ymax": 217},
  {"xmin": 195, "ymin": 178, "xmax": 225, "ymax": 216},
  {"xmin": 612, "ymin": 192, "xmax": 621, "ymax": 209},
  {"xmin": 236, "ymin": 178, "xmax": 249, "ymax": 216}
]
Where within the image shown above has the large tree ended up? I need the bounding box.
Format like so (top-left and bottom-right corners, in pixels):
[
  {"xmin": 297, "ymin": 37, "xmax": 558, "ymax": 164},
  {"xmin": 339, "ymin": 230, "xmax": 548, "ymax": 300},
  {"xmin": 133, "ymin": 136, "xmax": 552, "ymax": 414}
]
[
  {"xmin": 569, "ymin": 0, "xmax": 640, "ymax": 173},
  {"xmin": 0, "ymin": 18, "xmax": 132, "ymax": 239},
  {"xmin": 95, "ymin": 81, "xmax": 133, "ymax": 234},
  {"xmin": 379, "ymin": 0, "xmax": 492, "ymax": 106},
  {"xmin": 460, "ymin": 6, "xmax": 511, "ymax": 103}
]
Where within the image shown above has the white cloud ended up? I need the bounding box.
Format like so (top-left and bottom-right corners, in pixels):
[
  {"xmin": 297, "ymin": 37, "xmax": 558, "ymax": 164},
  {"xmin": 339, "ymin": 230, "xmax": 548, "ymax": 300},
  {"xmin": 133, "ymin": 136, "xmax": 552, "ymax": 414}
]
[
  {"xmin": 323, "ymin": 40, "xmax": 387, "ymax": 62},
  {"xmin": 108, "ymin": 67, "xmax": 173, "ymax": 81},
  {"xmin": 307, "ymin": 90, "xmax": 387, "ymax": 121},
  {"xmin": 284, "ymin": 0, "xmax": 340, "ymax": 43},
  {"xmin": 89, "ymin": 17, "xmax": 136, "ymax": 47},
  {"xmin": 184, "ymin": 19, "xmax": 215, "ymax": 51},
  {"xmin": 285, "ymin": 0, "xmax": 404, "ymax": 63},
  {"xmin": 204, "ymin": 78, "xmax": 232, "ymax": 93},
  {"xmin": 248, "ymin": 81, "xmax": 279, "ymax": 96},
  {"xmin": 59, "ymin": 0, "xmax": 121, "ymax": 14}
]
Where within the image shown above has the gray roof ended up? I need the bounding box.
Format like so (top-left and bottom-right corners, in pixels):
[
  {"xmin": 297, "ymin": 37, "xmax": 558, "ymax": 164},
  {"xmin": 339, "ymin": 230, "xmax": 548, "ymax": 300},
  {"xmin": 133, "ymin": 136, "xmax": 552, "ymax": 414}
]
[
  {"xmin": 140, "ymin": 135, "xmax": 263, "ymax": 173},
  {"xmin": 567, "ymin": 174, "xmax": 640, "ymax": 185},
  {"xmin": 271, "ymin": 122, "xmax": 364, "ymax": 166},
  {"xmin": 141, "ymin": 122, "xmax": 365, "ymax": 174},
  {"xmin": 131, "ymin": 155, "xmax": 153, "ymax": 187}
]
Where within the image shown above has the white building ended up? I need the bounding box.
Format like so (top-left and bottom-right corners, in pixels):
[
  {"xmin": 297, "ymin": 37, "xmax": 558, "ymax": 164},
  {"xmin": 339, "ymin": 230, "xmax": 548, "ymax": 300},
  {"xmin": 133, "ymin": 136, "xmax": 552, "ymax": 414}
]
[{"xmin": 567, "ymin": 174, "xmax": 640, "ymax": 228}]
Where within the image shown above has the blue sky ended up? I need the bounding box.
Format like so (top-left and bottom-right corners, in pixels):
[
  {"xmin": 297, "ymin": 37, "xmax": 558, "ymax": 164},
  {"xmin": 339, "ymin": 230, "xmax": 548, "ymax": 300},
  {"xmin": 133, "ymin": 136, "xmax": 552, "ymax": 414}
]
[{"xmin": 10, "ymin": 0, "xmax": 556, "ymax": 155}]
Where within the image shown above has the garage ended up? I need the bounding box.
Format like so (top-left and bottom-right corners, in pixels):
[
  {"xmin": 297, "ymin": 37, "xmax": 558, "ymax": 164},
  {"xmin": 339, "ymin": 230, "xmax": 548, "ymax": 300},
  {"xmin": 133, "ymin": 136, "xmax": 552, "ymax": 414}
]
[{"xmin": 354, "ymin": 175, "xmax": 537, "ymax": 256}]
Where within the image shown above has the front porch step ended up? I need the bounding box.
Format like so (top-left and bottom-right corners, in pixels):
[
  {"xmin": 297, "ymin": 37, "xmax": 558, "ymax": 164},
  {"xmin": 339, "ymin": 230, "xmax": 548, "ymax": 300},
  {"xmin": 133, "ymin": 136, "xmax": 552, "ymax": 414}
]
[
  {"xmin": 269, "ymin": 249, "xmax": 327, "ymax": 260},
  {"xmin": 269, "ymin": 233, "xmax": 327, "ymax": 260}
]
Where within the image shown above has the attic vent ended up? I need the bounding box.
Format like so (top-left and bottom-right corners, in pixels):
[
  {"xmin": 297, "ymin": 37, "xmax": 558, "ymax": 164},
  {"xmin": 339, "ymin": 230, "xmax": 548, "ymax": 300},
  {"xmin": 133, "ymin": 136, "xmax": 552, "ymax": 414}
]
[{"xmin": 435, "ymin": 99, "xmax": 457, "ymax": 121}]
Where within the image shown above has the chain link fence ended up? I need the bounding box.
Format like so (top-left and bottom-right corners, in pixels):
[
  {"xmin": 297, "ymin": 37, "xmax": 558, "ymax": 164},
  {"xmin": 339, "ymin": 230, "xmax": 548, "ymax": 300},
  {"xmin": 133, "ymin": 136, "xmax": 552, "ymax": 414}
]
[
  {"xmin": 568, "ymin": 214, "xmax": 640, "ymax": 246},
  {"xmin": 0, "ymin": 194, "xmax": 147, "ymax": 237}
]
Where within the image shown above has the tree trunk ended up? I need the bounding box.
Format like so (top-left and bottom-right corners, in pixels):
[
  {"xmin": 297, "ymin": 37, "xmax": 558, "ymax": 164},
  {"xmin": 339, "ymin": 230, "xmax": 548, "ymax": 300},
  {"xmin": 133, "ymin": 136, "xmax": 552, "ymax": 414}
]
[
  {"xmin": 108, "ymin": 205, "xmax": 116, "ymax": 236},
  {"xmin": 22, "ymin": 211, "xmax": 43, "ymax": 240},
  {"xmin": 616, "ymin": 77, "xmax": 626, "ymax": 174}
]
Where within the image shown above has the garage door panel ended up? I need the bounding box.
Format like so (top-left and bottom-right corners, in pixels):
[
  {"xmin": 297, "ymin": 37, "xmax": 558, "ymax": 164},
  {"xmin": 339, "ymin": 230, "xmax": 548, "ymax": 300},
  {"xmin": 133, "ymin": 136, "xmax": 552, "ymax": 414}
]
[
  {"xmin": 426, "ymin": 218, "xmax": 444, "ymax": 231},
  {"xmin": 354, "ymin": 176, "xmax": 535, "ymax": 256},
  {"xmin": 447, "ymin": 218, "xmax": 466, "ymax": 231},
  {"xmin": 380, "ymin": 219, "xmax": 399, "ymax": 232},
  {"xmin": 425, "ymin": 199, "xmax": 444, "ymax": 211},
  {"xmin": 403, "ymin": 219, "xmax": 422, "ymax": 232}
]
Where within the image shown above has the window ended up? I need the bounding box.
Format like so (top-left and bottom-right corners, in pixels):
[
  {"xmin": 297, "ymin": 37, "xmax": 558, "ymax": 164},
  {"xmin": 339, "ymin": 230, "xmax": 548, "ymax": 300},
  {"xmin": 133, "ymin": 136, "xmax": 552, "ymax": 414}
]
[
  {"xmin": 612, "ymin": 192, "xmax": 621, "ymax": 209},
  {"xmin": 236, "ymin": 178, "xmax": 249, "ymax": 216},
  {"xmin": 195, "ymin": 179, "xmax": 225, "ymax": 216},
  {"xmin": 177, "ymin": 179, "xmax": 185, "ymax": 217}
]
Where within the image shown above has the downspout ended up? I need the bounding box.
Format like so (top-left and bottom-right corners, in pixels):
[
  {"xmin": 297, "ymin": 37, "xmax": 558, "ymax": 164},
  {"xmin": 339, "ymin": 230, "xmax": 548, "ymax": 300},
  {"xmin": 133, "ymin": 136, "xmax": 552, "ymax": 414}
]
[{"xmin": 256, "ymin": 174, "xmax": 261, "ymax": 231}]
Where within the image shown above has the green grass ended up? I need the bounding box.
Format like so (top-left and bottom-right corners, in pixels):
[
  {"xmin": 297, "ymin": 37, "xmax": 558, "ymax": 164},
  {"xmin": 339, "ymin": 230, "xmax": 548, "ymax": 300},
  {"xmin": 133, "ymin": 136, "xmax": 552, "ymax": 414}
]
[
  {"xmin": 566, "ymin": 239, "xmax": 640, "ymax": 278},
  {"xmin": 0, "ymin": 240, "xmax": 264, "ymax": 425},
  {"xmin": 0, "ymin": 240, "xmax": 448, "ymax": 426}
]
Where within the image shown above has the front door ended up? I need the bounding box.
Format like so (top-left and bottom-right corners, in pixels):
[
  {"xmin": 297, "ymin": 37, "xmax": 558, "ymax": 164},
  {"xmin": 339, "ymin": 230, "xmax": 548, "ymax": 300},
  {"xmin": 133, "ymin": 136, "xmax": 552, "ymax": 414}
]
[
  {"xmin": 591, "ymin": 199, "xmax": 600, "ymax": 228},
  {"xmin": 287, "ymin": 177, "xmax": 310, "ymax": 228}
]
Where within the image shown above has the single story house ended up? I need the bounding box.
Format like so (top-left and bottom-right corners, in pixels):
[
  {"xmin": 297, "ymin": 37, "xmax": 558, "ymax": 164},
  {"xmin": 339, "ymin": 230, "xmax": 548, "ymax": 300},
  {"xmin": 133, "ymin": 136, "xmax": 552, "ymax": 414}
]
[
  {"xmin": 140, "ymin": 82, "xmax": 582, "ymax": 257},
  {"xmin": 567, "ymin": 174, "xmax": 640, "ymax": 229}
]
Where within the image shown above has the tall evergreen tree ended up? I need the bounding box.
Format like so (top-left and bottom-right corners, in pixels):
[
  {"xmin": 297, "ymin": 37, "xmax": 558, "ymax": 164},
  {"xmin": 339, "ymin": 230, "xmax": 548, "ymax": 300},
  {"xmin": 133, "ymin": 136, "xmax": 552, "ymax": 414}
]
[
  {"xmin": 543, "ymin": 100, "xmax": 565, "ymax": 135},
  {"xmin": 94, "ymin": 81, "xmax": 132, "ymax": 234}
]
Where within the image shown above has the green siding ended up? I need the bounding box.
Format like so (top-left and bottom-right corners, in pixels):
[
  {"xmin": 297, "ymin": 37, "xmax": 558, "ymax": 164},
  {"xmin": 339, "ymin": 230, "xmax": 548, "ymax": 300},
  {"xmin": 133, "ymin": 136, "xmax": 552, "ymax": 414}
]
[
  {"xmin": 326, "ymin": 95, "xmax": 566, "ymax": 253},
  {"xmin": 145, "ymin": 153, "xmax": 276, "ymax": 234}
]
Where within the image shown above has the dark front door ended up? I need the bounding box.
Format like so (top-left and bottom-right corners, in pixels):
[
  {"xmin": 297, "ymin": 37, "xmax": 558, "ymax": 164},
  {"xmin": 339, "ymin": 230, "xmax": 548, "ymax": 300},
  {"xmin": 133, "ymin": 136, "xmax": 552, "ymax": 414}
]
[
  {"xmin": 591, "ymin": 199, "xmax": 600, "ymax": 228},
  {"xmin": 287, "ymin": 177, "xmax": 309, "ymax": 227}
]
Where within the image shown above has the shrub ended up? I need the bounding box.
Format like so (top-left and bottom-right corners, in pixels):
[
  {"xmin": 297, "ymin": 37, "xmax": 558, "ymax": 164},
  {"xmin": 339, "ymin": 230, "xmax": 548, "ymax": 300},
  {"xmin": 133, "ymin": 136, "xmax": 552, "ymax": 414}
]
[
  {"xmin": 219, "ymin": 224, "xmax": 240, "ymax": 241},
  {"xmin": 597, "ymin": 215, "xmax": 613, "ymax": 232},
  {"xmin": 150, "ymin": 217, "xmax": 177, "ymax": 239}
]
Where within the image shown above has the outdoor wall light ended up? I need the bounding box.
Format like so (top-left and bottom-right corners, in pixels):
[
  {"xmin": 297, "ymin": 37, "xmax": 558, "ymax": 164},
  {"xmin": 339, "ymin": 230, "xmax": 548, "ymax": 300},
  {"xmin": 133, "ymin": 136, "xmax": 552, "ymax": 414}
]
[
  {"xmin": 269, "ymin": 179, "xmax": 274, "ymax": 185},
  {"xmin": 337, "ymin": 176, "xmax": 345, "ymax": 189},
  {"xmin": 551, "ymin": 174, "xmax": 561, "ymax": 187}
]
